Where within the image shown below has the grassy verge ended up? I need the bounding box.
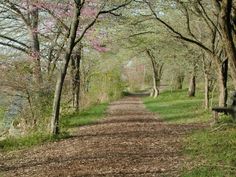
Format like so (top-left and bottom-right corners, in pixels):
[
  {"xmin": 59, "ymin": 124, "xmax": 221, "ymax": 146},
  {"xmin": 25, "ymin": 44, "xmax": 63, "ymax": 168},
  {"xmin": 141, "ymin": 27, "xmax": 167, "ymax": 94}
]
[
  {"xmin": 61, "ymin": 103, "xmax": 108, "ymax": 129},
  {"xmin": 0, "ymin": 103, "xmax": 108, "ymax": 152},
  {"xmin": 0, "ymin": 133, "xmax": 69, "ymax": 152},
  {"xmin": 143, "ymin": 89, "xmax": 211, "ymax": 123},
  {"xmin": 143, "ymin": 89, "xmax": 236, "ymax": 177},
  {"xmin": 183, "ymin": 125, "xmax": 236, "ymax": 177}
]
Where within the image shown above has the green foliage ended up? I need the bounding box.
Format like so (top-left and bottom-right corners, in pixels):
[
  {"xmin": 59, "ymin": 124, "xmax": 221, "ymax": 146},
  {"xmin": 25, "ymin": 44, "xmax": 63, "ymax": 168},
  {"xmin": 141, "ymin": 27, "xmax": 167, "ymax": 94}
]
[
  {"xmin": 17, "ymin": 90, "xmax": 54, "ymax": 133},
  {"xmin": 0, "ymin": 132, "xmax": 69, "ymax": 152},
  {"xmin": 143, "ymin": 89, "xmax": 211, "ymax": 123},
  {"xmin": 61, "ymin": 103, "xmax": 108, "ymax": 129},
  {"xmin": 84, "ymin": 69, "xmax": 125, "ymax": 105},
  {"xmin": 34, "ymin": 90, "xmax": 54, "ymax": 131}
]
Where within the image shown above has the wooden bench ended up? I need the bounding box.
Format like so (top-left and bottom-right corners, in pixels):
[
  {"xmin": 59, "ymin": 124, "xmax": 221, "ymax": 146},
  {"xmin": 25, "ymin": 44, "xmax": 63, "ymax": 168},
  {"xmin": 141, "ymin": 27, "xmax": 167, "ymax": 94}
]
[{"xmin": 212, "ymin": 91, "xmax": 236, "ymax": 121}]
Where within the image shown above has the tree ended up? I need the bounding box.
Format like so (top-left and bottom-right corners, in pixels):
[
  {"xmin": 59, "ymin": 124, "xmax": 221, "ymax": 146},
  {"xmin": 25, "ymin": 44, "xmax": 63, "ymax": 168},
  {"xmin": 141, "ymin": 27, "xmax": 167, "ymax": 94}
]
[
  {"xmin": 201, "ymin": 51, "xmax": 216, "ymax": 109},
  {"xmin": 70, "ymin": 44, "xmax": 82, "ymax": 111},
  {"xmin": 0, "ymin": 0, "xmax": 43, "ymax": 85},
  {"xmin": 146, "ymin": 49, "xmax": 164, "ymax": 97},
  {"xmin": 188, "ymin": 61, "xmax": 197, "ymax": 97},
  {"xmin": 217, "ymin": 0, "xmax": 236, "ymax": 89},
  {"xmin": 144, "ymin": 0, "xmax": 230, "ymax": 106},
  {"xmin": 50, "ymin": 0, "xmax": 133, "ymax": 135}
]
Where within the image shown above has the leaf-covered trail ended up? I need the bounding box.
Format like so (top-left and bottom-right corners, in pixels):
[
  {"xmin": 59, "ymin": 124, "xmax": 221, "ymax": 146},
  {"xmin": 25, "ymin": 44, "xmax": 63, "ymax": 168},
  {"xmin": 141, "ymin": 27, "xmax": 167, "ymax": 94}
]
[{"xmin": 0, "ymin": 96, "xmax": 201, "ymax": 177}]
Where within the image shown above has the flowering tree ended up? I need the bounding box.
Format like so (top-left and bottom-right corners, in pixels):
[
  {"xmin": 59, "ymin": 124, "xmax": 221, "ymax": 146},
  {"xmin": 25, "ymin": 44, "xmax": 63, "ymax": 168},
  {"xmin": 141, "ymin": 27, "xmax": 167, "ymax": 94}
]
[
  {"xmin": 48, "ymin": 0, "xmax": 133, "ymax": 135},
  {"xmin": 0, "ymin": 0, "xmax": 43, "ymax": 84},
  {"xmin": 0, "ymin": 0, "xmax": 133, "ymax": 134}
]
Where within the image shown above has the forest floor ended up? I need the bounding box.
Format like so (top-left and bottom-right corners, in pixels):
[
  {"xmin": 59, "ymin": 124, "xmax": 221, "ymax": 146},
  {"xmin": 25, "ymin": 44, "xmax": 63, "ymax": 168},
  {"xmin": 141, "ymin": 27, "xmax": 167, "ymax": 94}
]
[{"xmin": 0, "ymin": 96, "xmax": 204, "ymax": 177}]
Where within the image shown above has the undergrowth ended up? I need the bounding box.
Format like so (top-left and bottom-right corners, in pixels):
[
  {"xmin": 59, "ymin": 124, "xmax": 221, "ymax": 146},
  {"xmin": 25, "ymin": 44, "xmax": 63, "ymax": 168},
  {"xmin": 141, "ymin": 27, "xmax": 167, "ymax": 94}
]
[{"xmin": 0, "ymin": 103, "xmax": 108, "ymax": 152}]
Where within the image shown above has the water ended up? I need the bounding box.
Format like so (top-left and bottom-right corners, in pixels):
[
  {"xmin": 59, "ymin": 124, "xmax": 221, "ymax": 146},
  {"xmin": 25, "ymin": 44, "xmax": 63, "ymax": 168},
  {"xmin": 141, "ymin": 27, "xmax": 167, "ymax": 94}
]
[{"xmin": 0, "ymin": 94, "xmax": 25, "ymax": 136}]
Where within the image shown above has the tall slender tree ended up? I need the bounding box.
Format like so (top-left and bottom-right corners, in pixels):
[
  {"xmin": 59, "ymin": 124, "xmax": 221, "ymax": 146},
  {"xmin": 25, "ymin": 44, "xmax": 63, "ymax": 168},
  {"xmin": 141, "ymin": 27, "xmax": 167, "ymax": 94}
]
[{"xmin": 50, "ymin": 0, "xmax": 133, "ymax": 135}]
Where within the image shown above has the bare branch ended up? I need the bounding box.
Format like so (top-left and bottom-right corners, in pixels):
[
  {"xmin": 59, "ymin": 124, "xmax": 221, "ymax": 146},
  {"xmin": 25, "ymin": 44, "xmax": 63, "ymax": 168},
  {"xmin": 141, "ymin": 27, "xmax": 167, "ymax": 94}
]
[
  {"xmin": 196, "ymin": 0, "xmax": 222, "ymax": 37},
  {"xmin": 178, "ymin": 1, "xmax": 198, "ymax": 40},
  {"xmin": 128, "ymin": 31, "xmax": 158, "ymax": 38},
  {"xmin": 3, "ymin": 0, "xmax": 30, "ymax": 26},
  {"xmin": 0, "ymin": 41, "xmax": 29, "ymax": 53},
  {"xmin": 0, "ymin": 34, "xmax": 29, "ymax": 48},
  {"xmin": 144, "ymin": 0, "xmax": 212, "ymax": 54},
  {"xmin": 75, "ymin": 0, "xmax": 133, "ymax": 45}
]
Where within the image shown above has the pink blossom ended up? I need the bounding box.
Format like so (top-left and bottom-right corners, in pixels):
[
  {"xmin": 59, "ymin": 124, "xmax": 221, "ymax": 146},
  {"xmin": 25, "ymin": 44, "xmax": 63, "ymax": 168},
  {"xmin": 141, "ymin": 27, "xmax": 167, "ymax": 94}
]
[{"xmin": 91, "ymin": 39, "xmax": 110, "ymax": 52}]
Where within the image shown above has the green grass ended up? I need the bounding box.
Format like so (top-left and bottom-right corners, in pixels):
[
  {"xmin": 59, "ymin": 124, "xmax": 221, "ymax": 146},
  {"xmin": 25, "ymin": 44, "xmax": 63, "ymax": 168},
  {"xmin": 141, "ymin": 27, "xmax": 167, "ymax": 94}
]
[
  {"xmin": 183, "ymin": 126, "xmax": 236, "ymax": 177},
  {"xmin": 143, "ymin": 89, "xmax": 211, "ymax": 123},
  {"xmin": 143, "ymin": 89, "xmax": 236, "ymax": 177},
  {"xmin": 0, "ymin": 132, "xmax": 69, "ymax": 152},
  {"xmin": 181, "ymin": 167, "xmax": 233, "ymax": 177},
  {"xmin": 0, "ymin": 103, "xmax": 108, "ymax": 152},
  {"xmin": 61, "ymin": 103, "xmax": 108, "ymax": 129}
]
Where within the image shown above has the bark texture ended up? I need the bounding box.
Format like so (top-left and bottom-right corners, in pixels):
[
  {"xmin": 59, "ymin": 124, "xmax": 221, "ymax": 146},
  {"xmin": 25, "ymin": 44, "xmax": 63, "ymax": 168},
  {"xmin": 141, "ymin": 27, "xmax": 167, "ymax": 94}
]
[
  {"xmin": 29, "ymin": 6, "xmax": 42, "ymax": 85},
  {"xmin": 215, "ymin": 59, "xmax": 228, "ymax": 107},
  {"xmin": 204, "ymin": 74, "xmax": 210, "ymax": 109},
  {"xmin": 188, "ymin": 75, "xmax": 196, "ymax": 97},
  {"xmin": 146, "ymin": 50, "xmax": 163, "ymax": 98},
  {"xmin": 51, "ymin": 2, "xmax": 81, "ymax": 135},
  {"xmin": 71, "ymin": 45, "xmax": 82, "ymax": 111},
  {"xmin": 219, "ymin": 0, "xmax": 236, "ymax": 89},
  {"xmin": 188, "ymin": 63, "xmax": 197, "ymax": 97}
]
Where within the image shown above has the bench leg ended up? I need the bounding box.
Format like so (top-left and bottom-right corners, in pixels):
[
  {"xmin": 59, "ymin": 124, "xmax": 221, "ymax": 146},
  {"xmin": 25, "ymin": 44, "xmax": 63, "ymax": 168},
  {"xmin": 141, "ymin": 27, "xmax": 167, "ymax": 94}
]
[{"xmin": 213, "ymin": 111, "xmax": 219, "ymax": 124}]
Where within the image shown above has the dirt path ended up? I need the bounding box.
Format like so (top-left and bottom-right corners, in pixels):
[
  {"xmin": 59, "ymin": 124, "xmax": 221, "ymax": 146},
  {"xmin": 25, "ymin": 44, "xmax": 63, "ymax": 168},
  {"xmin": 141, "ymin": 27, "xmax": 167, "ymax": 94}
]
[{"xmin": 0, "ymin": 96, "xmax": 201, "ymax": 177}]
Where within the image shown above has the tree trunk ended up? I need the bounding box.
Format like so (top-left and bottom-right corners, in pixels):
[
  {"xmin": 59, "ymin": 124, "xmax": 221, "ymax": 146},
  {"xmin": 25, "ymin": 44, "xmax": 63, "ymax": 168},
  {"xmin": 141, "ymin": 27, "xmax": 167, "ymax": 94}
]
[
  {"xmin": 188, "ymin": 61, "xmax": 197, "ymax": 97},
  {"xmin": 175, "ymin": 74, "xmax": 184, "ymax": 90},
  {"xmin": 30, "ymin": 32, "xmax": 42, "ymax": 86},
  {"xmin": 150, "ymin": 89, "xmax": 154, "ymax": 97},
  {"xmin": 219, "ymin": 0, "xmax": 236, "ymax": 89},
  {"xmin": 51, "ymin": 70, "xmax": 66, "ymax": 134},
  {"xmin": 188, "ymin": 74, "xmax": 196, "ymax": 97},
  {"xmin": 152, "ymin": 75, "xmax": 159, "ymax": 98},
  {"xmin": 204, "ymin": 73, "xmax": 210, "ymax": 109},
  {"xmin": 202, "ymin": 52, "xmax": 211, "ymax": 109},
  {"xmin": 146, "ymin": 49, "xmax": 162, "ymax": 97},
  {"xmin": 71, "ymin": 45, "xmax": 82, "ymax": 111},
  {"xmin": 51, "ymin": 3, "xmax": 80, "ymax": 135},
  {"xmin": 28, "ymin": 3, "xmax": 43, "ymax": 85},
  {"xmin": 152, "ymin": 68, "xmax": 160, "ymax": 98},
  {"xmin": 216, "ymin": 59, "xmax": 228, "ymax": 107},
  {"xmin": 71, "ymin": 56, "xmax": 76, "ymax": 108},
  {"xmin": 229, "ymin": 63, "xmax": 236, "ymax": 89}
]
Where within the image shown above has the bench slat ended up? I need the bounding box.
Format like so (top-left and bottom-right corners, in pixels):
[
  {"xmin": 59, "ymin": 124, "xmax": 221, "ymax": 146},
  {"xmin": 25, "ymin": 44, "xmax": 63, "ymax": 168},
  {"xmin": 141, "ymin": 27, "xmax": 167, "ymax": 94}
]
[
  {"xmin": 212, "ymin": 107, "xmax": 233, "ymax": 112},
  {"xmin": 212, "ymin": 91, "xmax": 236, "ymax": 120}
]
